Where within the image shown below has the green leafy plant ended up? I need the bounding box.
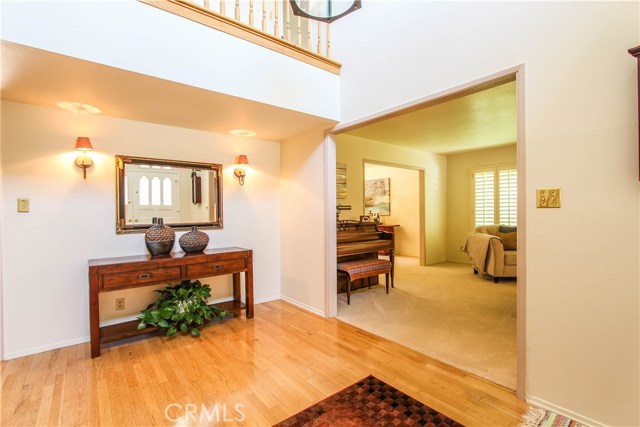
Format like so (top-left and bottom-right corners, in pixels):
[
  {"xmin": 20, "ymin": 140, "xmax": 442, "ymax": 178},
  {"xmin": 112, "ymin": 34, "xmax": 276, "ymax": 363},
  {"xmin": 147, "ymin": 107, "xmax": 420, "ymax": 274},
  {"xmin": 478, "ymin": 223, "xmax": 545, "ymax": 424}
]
[{"xmin": 137, "ymin": 280, "xmax": 228, "ymax": 337}]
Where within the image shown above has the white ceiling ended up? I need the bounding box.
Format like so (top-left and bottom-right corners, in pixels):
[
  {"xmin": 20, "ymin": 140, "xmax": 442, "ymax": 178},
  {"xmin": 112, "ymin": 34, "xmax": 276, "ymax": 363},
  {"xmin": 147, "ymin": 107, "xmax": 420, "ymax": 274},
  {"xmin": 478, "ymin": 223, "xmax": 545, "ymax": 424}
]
[
  {"xmin": 2, "ymin": 41, "xmax": 516, "ymax": 153},
  {"xmin": 342, "ymin": 78, "xmax": 517, "ymax": 155},
  {"xmin": 0, "ymin": 41, "xmax": 337, "ymax": 142}
]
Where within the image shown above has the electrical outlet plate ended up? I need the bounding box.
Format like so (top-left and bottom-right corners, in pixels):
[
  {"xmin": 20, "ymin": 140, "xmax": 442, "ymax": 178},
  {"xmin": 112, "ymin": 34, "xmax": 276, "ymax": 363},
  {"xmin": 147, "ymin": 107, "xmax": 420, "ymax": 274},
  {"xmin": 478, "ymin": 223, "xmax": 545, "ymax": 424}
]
[
  {"xmin": 115, "ymin": 298, "xmax": 125, "ymax": 311},
  {"xmin": 536, "ymin": 188, "xmax": 561, "ymax": 208},
  {"xmin": 17, "ymin": 199, "xmax": 30, "ymax": 213}
]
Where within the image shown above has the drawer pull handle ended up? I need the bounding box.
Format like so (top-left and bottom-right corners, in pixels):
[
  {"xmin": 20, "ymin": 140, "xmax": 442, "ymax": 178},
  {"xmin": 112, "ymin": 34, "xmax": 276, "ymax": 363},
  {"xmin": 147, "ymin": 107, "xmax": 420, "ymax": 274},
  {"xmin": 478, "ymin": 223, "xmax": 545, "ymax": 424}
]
[
  {"xmin": 213, "ymin": 265, "xmax": 222, "ymax": 270},
  {"xmin": 138, "ymin": 273, "xmax": 151, "ymax": 279}
]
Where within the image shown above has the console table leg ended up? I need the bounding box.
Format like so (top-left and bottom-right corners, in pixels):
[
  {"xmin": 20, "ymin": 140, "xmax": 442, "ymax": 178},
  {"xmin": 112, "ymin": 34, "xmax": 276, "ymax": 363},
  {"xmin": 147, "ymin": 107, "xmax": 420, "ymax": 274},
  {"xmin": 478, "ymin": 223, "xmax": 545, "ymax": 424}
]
[
  {"xmin": 246, "ymin": 254, "xmax": 254, "ymax": 318},
  {"xmin": 89, "ymin": 268, "xmax": 100, "ymax": 358},
  {"xmin": 232, "ymin": 272, "xmax": 241, "ymax": 302}
]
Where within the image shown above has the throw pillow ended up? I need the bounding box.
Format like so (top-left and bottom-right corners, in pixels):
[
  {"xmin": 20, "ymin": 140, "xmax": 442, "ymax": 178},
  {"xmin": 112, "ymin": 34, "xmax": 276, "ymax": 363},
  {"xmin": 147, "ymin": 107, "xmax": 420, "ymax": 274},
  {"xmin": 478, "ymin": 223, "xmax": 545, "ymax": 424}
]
[{"xmin": 496, "ymin": 231, "xmax": 517, "ymax": 250}]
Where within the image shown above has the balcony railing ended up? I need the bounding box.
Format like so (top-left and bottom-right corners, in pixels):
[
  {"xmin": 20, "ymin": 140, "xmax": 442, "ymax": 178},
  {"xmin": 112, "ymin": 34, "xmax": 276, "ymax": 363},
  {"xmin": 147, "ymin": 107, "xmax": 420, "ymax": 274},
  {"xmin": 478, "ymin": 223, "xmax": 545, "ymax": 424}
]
[{"xmin": 139, "ymin": 0, "xmax": 341, "ymax": 74}]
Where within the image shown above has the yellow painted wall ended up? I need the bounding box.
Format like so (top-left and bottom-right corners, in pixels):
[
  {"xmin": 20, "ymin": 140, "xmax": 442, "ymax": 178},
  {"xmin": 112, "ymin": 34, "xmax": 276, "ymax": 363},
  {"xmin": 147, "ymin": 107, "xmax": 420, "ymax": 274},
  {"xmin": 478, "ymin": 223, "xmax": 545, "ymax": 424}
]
[
  {"xmin": 365, "ymin": 164, "xmax": 420, "ymax": 257},
  {"xmin": 336, "ymin": 134, "xmax": 446, "ymax": 265}
]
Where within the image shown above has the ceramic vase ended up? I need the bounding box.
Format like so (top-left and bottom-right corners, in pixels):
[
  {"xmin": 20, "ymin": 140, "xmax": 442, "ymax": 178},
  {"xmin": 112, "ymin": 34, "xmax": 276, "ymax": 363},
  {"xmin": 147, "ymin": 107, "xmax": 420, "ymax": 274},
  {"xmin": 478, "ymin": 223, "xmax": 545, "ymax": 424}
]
[
  {"xmin": 179, "ymin": 226, "xmax": 209, "ymax": 253},
  {"xmin": 144, "ymin": 217, "xmax": 175, "ymax": 256}
]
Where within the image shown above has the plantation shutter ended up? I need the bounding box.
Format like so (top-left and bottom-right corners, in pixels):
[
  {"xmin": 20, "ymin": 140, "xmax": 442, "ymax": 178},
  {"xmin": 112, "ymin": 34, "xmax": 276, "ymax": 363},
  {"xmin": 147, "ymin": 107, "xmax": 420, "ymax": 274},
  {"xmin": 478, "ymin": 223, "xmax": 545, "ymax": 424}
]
[
  {"xmin": 473, "ymin": 170, "xmax": 495, "ymax": 226},
  {"xmin": 498, "ymin": 168, "xmax": 518, "ymax": 226}
]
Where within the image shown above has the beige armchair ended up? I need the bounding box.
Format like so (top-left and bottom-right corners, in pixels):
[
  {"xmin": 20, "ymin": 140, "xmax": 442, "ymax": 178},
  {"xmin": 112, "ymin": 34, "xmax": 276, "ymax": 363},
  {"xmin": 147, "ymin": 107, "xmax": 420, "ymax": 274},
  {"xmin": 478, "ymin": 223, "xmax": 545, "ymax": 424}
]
[{"xmin": 463, "ymin": 225, "xmax": 517, "ymax": 283}]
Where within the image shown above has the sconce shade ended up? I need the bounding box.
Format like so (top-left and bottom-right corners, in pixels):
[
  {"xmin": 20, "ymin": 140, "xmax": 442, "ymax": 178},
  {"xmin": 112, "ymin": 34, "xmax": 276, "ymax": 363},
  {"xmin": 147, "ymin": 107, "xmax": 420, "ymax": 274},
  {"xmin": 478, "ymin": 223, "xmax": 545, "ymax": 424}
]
[
  {"xmin": 237, "ymin": 154, "xmax": 249, "ymax": 165},
  {"xmin": 75, "ymin": 137, "xmax": 94, "ymax": 151},
  {"xmin": 234, "ymin": 155, "xmax": 249, "ymax": 186}
]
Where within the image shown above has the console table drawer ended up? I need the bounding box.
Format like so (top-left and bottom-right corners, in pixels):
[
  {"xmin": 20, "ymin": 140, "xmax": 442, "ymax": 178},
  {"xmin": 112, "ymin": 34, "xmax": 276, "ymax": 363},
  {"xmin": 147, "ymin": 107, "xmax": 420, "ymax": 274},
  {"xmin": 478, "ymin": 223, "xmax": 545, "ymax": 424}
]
[
  {"xmin": 187, "ymin": 259, "xmax": 246, "ymax": 277},
  {"xmin": 102, "ymin": 266, "xmax": 182, "ymax": 289}
]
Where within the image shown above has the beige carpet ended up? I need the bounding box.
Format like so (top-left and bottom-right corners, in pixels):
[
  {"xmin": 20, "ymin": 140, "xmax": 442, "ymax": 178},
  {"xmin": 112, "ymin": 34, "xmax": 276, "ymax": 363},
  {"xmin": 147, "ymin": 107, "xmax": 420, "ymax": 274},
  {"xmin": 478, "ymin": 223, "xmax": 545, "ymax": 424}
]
[{"xmin": 336, "ymin": 257, "xmax": 516, "ymax": 389}]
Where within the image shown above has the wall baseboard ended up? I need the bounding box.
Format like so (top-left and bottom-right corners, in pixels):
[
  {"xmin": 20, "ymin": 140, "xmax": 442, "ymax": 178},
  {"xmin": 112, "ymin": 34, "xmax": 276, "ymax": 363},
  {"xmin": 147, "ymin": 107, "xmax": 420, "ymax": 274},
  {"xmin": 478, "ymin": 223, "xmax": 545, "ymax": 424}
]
[
  {"xmin": 280, "ymin": 296, "xmax": 325, "ymax": 317},
  {"xmin": 526, "ymin": 394, "xmax": 605, "ymax": 427},
  {"xmin": 3, "ymin": 336, "xmax": 90, "ymax": 361},
  {"xmin": 254, "ymin": 295, "xmax": 280, "ymax": 305}
]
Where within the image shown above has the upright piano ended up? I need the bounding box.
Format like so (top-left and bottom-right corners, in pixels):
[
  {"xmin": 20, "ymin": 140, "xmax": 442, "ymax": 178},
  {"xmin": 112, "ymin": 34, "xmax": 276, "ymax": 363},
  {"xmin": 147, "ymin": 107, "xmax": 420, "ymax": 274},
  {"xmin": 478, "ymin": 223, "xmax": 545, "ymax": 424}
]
[{"xmin": 336, "ymin": 222, "xmax": 395, "ymax": 292}]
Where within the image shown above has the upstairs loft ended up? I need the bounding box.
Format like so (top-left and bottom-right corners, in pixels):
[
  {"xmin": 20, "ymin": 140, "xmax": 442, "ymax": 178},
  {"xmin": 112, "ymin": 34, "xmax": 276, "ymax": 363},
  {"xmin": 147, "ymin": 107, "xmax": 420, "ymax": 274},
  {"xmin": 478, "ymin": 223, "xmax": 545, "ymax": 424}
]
[
  {"xmin": 140, "ymin": 0, "xmax": 343, "ymax": 74},
  {"xmin": 1, "ymin": 0, "xmax": 342, "ymax": 134}
]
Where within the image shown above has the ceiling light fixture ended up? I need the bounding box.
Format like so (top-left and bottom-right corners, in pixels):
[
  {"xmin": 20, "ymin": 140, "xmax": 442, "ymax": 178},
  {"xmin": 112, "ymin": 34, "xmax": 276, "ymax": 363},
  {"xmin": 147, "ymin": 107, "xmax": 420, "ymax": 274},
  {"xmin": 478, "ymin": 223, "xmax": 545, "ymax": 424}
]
[
  {"xmin": 289, "ymin": 0, "xmax": 361, "ymax": 23},
  {"xmin": 230, "ymin": 129, "xmax": 257, "ymax": 138},
  {"xmin": 56, "ymin": 101, "xmax": 101, "ymax": 115}
]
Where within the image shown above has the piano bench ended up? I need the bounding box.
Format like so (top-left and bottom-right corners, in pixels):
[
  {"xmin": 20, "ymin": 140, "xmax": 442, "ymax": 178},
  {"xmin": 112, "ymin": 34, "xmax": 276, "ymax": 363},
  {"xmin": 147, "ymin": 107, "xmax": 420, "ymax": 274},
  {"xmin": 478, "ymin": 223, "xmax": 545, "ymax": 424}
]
[{"xmin": 337, "ymin": 259, "xmax": 392, "ymax": 305}]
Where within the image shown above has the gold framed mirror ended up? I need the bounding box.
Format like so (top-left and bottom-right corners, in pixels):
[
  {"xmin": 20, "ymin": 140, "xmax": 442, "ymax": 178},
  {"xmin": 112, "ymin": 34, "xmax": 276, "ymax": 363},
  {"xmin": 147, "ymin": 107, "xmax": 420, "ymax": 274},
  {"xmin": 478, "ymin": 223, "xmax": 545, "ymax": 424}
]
[{"xmin": 115, "ymin": 155, "xmax": 223, "ymax": 234}]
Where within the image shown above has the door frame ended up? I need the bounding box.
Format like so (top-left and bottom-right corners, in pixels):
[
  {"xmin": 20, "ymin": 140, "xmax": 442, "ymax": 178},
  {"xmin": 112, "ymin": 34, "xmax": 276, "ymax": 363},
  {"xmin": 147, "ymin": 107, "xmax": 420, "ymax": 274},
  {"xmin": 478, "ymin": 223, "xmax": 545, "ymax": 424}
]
[
  {"xmin": 362, "ymin": 159, "xmax": 426, "ymax": 266},
  {"xmin": 325, "ymin": 65, "xmax": 527, "ymax": 399}
]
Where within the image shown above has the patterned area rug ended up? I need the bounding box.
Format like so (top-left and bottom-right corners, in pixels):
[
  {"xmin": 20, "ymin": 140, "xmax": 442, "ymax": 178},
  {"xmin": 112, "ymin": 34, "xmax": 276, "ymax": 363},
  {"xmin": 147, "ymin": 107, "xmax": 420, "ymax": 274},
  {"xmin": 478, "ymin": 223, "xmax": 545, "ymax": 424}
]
[
  {"xmin": 274, "ymin": 375, "xmax": 464, "ymax": 427},
  {"xmin": 520, "ymin": 407, "xmax": 589, "ymax": 427}
]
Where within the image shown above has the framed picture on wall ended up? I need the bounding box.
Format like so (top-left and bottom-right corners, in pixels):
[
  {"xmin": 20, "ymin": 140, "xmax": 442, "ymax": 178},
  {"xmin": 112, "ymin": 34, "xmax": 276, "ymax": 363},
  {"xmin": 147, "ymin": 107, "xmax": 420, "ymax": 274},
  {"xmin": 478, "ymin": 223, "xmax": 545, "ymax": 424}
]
[
  {"xmin": 364, "ymin": 178, "xmax": 390, "ymax": 215},
  {"xmin": 336, "ymin": 163, "xmax": 347, "ymax": 199}
]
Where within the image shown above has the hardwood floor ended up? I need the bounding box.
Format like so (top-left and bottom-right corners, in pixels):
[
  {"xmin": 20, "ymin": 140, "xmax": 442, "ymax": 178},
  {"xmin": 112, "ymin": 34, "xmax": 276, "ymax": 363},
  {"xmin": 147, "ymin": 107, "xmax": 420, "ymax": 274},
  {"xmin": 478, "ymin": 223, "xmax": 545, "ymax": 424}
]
[{"xmin": 1, "ymin": 300, "xmax": 530, "ymax": 426}]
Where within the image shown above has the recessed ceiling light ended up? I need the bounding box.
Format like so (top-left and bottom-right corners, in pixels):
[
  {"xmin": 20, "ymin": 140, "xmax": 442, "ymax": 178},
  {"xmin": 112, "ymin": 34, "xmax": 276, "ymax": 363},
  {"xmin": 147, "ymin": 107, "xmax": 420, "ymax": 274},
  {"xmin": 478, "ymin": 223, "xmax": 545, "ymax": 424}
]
[
  {"xmin": 229, "ymin": 129, "xmax": 257, "ymax": 137},
  {"xmin": 56, "ymin": 101, "xmax": 101, "ymax": 115}
]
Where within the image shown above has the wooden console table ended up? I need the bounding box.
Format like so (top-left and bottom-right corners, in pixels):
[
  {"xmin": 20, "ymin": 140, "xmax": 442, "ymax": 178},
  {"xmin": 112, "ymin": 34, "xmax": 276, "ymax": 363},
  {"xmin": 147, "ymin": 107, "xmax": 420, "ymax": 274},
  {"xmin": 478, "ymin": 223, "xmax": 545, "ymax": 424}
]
[{"xmin": 89, "ymin": 247, "xmax": 253, "ymax": 358}]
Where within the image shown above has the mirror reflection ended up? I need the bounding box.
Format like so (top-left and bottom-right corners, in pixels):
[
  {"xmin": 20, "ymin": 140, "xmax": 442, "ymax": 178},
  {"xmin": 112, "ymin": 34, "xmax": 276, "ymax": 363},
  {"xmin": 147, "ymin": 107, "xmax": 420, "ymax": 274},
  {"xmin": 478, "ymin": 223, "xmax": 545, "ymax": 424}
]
[{"xmin": 116, "ymin": 155, "xmax": 223, "ymax": 233}]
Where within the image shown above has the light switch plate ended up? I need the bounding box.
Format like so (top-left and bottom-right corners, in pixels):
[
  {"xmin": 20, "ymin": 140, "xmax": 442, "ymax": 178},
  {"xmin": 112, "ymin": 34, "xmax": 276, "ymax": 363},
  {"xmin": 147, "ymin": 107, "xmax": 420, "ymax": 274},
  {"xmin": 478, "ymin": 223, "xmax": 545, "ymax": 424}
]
[
  {"xmin": 17, "ymin": 198, "xmax": 30, "ymax": 213},
  {"xmin": 536, "ymin": 188, "xmax": 561, "ymax": 208}
]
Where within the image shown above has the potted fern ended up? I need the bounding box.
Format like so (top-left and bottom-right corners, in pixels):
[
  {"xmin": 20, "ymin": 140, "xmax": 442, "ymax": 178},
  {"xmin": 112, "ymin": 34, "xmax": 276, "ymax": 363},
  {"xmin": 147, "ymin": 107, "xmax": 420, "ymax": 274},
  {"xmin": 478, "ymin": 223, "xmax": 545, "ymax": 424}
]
[{"xmin": 137, "ymin": 280, "xmax": 228, "ymax": 337}]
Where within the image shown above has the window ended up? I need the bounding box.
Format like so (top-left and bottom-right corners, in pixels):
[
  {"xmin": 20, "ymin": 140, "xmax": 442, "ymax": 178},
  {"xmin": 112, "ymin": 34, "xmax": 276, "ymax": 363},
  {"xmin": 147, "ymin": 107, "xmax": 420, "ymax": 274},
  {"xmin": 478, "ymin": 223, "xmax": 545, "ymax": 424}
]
[
  {"xmin": 139, "ymin": 176, "xmax": 149, "ymax": 206},
  {"xmin": 472, "ymin": 164, "xmax": 517, "ymax": 227},
  {"xmin": 162, "ymin": 177, "xmax": 173, "ymax": 206}
]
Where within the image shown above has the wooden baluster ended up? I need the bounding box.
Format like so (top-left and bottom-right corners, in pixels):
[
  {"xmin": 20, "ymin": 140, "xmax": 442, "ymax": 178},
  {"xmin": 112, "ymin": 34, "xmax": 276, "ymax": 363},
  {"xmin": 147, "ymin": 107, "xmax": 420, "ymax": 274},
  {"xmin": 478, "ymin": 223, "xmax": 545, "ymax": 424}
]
[
  {"xmin": 204, "ymin": 0, "xmax": 210, "ymax": 9},
  {"xmin": 317, "ymin": 20, "xmax": 321, "ymax": 54},
  {"xmin": 326, "ymin": 22, "xmax": 331, "ymax": 57},
  {"xmin": 262, "ymin": 0, "xmax": 267, "ymax": 32},
  {"xmin": 274, "ymin": 0, "xmax": 280, "ymax": 38},
  {"xmin": 249, "ymin": 0, "xmax": 254, "ymax": 26},
  {"xmin": 296, "ymin": 16, "xmax": 302, "ymax": 46},
  {"xmin": 220, "ymin": 0, "xmax": 226, "ymax": 15},
  {"xmin": 307, "ymin": 19, "xmax": 311, "ymax": 50},
  {"xmin": 235, "ymin": 0, "xmax": 240, "ymax": 20},
  {"xmin": 285, "ymin": 1, "xmax": 291, "ymax": 41}
]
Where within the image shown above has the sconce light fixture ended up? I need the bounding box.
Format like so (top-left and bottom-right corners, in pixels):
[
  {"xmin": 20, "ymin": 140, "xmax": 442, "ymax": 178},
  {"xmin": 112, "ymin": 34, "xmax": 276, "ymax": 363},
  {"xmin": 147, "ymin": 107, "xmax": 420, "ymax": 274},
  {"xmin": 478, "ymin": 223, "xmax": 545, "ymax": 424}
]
[
  {"xmin": 74, "ymin": 137, "xmax": 94, "ymax": 179},
  {"xmin": 234, "ymin": 155, "xmax": 249, "ymax": 186}
]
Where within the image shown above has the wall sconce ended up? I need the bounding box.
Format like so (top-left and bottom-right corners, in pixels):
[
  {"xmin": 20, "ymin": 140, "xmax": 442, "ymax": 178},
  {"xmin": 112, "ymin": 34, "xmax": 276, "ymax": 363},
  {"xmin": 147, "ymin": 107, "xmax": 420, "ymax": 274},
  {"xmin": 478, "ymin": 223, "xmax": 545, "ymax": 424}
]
[
  {"xmin": 74, "ymin": 137, "xmax": 94, "ymax": 179},
  {"xmin": 234, "ymin": 155, "xmax": 249, "ymax": 186}
]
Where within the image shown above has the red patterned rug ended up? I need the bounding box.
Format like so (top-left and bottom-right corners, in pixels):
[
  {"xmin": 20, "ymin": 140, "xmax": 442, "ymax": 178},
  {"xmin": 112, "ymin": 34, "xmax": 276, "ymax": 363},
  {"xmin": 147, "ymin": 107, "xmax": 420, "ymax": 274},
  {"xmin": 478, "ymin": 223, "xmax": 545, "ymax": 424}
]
[{"xmin": 274, "ymin": 375, "xmax": 464, "ymax": 427}]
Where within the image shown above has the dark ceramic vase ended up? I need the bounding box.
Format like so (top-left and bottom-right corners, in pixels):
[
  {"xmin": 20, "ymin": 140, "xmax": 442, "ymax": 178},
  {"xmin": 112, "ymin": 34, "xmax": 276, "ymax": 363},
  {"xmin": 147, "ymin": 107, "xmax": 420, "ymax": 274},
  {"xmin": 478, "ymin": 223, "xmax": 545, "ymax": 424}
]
[
  {"xmin": 179, "ymin": 226, "xmax": 209, "ymax": 253},
  {"xmin": 145, "ymin": 218, "xmax": 175, "ymax": 256}
]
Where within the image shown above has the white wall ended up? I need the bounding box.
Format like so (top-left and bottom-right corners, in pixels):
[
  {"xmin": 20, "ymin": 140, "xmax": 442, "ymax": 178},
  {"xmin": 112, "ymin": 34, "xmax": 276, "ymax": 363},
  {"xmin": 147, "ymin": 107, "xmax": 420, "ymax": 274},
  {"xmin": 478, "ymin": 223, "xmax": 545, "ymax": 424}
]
[
  {"xmin": 332, "ymin": 2, "xmax": 639, "ymax": 426},
  {"xmin": 336, "ymin": 134, "xmax": 446, "ymax": 265},
  {"xmin": 364, "ymin": 164, "xmax": 420, "ymax": 257},
  {"xmin": 446, "ymin": 145, "xmax": 517, "ymax": 262},
  {"xmin": 279, "ymin": 128, "xmax": 330, "ymax": 316},
  {"xmin": 1, "ymin": 0, "xmax": 339, "ymax": 121},
  {"xmin": 1, "ymin": 101, "xmax": 281, "ymax": 359},
  {"xmin": 0, "ymin": 99, "xmax": 4, "ymax": 360}
]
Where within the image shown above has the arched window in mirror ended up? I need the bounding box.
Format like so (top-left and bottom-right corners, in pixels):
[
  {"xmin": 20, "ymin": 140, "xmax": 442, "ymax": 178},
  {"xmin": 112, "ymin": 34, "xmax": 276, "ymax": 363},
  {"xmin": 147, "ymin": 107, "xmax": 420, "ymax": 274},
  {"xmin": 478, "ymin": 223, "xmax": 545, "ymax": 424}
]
[
  {"xmin": 151, "ymin": 177, "xmax": 161, "ymax": 205},
  {"xmin": 139, "ymin": 176, "xmax": 149, "ymax": 206},
  {"xmin": 163, "ymin": 177, "xmax": 173, "ymax": 206}
]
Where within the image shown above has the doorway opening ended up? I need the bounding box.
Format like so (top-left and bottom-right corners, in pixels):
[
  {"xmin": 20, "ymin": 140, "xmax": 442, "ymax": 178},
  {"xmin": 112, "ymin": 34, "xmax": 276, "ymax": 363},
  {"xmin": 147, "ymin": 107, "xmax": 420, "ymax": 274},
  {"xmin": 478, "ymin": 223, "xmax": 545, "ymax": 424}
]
[
  {"xmin": 363, "ymin": 161, "xmax": 425, "ymax": 265},
  {"xmin": 328, "ymin": 67, "xmax": 525, "ymax": 396}
]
